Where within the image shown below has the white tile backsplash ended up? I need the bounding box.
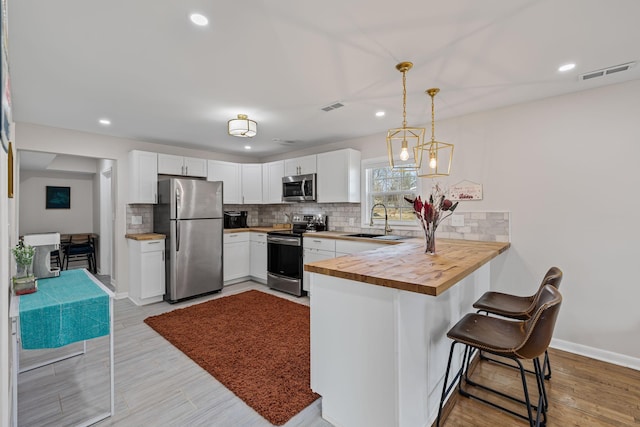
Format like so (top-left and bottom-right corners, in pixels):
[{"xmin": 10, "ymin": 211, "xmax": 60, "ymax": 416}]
[{"xmin": 126, "ymin": 202, "xmax": 510, "ymax": 242}]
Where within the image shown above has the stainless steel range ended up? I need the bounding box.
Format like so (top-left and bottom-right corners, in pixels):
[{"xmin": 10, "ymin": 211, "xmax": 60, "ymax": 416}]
[{"xmin": 267, "ymin": 213, "xmax": 327, "ymax": 297}]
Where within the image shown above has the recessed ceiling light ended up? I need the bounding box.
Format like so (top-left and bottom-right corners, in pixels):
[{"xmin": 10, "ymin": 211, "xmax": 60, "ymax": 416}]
[
  {"xmin": 375, "ymin": 111, "xmax": 385, "ymax": 117},
  {"xmin": 190, "ymin": 13, "xmax": 208, "ymax": 26},
  {"xmin": 99, "ymin": 118, "xmax": 111, "ymax": 126},
  {"xmin": 244, "ymin": 145, "xmax": 251, "ymax": 150},
  {"xmin": 558, "ymin": 63, "xmax": 576, "ymax": 72}
]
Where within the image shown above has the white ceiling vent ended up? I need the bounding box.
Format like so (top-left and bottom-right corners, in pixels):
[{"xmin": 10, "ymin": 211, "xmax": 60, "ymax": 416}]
[
  {"xmin": 579, "ymin": 62, "xmax": 636, "ymax": 81},
  {"xmin": 321, "ymin": 102, "xmax": 345, "ymax": 112}
]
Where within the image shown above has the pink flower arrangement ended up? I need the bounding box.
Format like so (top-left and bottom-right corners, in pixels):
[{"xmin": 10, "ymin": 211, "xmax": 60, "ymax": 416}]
[{"xmin": 405, "ymin": 185, "xmax": 458, "ymax": 253}]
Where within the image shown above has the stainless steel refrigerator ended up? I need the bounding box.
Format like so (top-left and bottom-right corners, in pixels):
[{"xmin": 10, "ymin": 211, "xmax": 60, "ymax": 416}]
[{"xmin": 154, "ymin": 178, "xmax": 223, "ymax": 303}]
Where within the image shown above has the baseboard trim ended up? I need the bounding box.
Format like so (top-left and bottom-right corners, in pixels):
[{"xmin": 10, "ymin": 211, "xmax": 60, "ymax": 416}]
[
  {"xmin": 551, "ymin": 338, "xmax": 640, "ymax": 371},
  {"xmin": 115, "ymin": 291, "xmax": 129, "ymax": 300}
]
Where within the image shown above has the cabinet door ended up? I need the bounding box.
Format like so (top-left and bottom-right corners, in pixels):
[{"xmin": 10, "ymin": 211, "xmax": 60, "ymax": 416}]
[
  {"xmin": 208, "ymin": 160, "xmax": 242, "ymax": 204},
  {"xmin": 140, "ymin": 249, "xmax": 165, "ymax": 298},
  {"xmin": 129, "ymin": 150, "xmax": 158, "ymax": 203},
  {"xmin": 303, "ymin": 249, "xmax": 335, "ymax": 292},
  {"xmin": 317, "ymin": 149, "xmax": 361, "ymax": 203},
  {"xmin": 184, "ymin": 157, "xmax": 207, "ymax": 177},
  {"xmin": 224, "ymin": 239, "xmax": 250, "ymax": 281},
  {"xmin": 263, "ymin": 160, "xmax": 284, "ymax": 204},
  {"xmin": 157, "ymin": 153, "xmax": 184, "ymax": 175},
  {"xmin": 285, "ymin": 155, "xmax": 317, "ymax": 175},
  {"xmin": 250, "ymin": 240, "xmax": 267, "ymax": 281},
  {"xmin": 241, "ymin": 164, "xmax": 263, "ymax": 204}
]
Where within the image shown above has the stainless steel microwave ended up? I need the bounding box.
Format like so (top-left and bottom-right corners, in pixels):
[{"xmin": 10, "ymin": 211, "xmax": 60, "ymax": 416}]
[{"xmin": 282, "ymin": 173, "xmax": 316, "ymax": 202}]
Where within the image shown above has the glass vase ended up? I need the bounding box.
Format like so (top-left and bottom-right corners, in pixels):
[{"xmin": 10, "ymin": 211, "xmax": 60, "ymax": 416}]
[
  {"xmin": 16, "ymin": 260, "xmax": 33, "ymax": 278},
  {"xmin": 423, "ymin": 224, "xmax": 437, "ymax": 255}
]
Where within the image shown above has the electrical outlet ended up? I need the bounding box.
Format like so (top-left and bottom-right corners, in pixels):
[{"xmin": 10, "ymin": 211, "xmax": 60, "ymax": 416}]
[
  {"xmin": 132, "ymin": 215, "xmax": 143, "ymax": 225},
  {"xmin": 451, "ymin": 214, "xmax": 464, "ymax": 227},
  {"xmin": 348, "ymin": 217, "xmax": 355, "ymax": 226}
]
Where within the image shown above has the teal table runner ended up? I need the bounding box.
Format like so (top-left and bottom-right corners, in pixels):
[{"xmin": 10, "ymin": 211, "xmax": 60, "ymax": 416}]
[{"xmin": 19, "ymin": 269, "xmax": 110, "ymax": 349}]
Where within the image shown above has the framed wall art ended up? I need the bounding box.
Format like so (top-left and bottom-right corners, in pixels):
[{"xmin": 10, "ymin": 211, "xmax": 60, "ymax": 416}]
[{"xmin": 46, "ymin": 186, "xmax": 71, "ymax": 209}]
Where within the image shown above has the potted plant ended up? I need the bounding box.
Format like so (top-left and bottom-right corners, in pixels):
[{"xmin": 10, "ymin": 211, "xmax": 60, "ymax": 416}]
[{"xmin": 12, "ymin": 239, "xmax": 37, "ymax": 295}]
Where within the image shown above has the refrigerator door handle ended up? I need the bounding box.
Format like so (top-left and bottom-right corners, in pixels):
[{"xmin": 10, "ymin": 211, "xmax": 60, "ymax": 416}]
[{"xmin": 176, "ymin": 220, "xmax": 181, "ymax": 252}]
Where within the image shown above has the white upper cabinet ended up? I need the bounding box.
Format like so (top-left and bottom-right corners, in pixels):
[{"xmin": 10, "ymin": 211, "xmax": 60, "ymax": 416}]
[
  {"xmin": 262, "ymin": 160, "xmax": 284, "ymax": 204},
  {"xmin": 207, "ymin": 160, "xmax": 242, "ymax": 204},
  {"xmin": 158, "ymin": 154, "xmax": 207, "ymax": 177},
  {"xmin": 317, "ymin": 148, "xmax": 361, "ymax": 203},
  {"xmin": 284, "ymin": 155, "xmax": 317, "ymax": 176},
  {"xmin": 129, "ymin": 150, "xmax": 158, "ymax": 204},
  {"xmin": 241, "ymin": 164, "xmax": 263, "ymax": 204}
]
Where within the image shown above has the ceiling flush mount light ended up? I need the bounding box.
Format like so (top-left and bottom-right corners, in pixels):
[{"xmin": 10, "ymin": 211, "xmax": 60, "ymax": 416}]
[
  {"xmin": 244, "ymin": 145, "xmax": 251, "ymax": 150},
  {"xmin": 376, "ymin": 111, "xmax": 385, "ymax": 117},
  {"xmin": 190, "ymin": 13, "xmax": 209, "ymax": 26},
  {"xmin": 98, "ymin": 118, "xmax": 111, "ymax": 126},
  {"xmin": 558, "ymin": 63, "xmax": 576, "ymax": 72},
  {"xmin": 228, "ymin": 114, "xmax": 257, "ymax": 138},
  {"xmin": 415, "ymin": 88, "xmax": 454, "ymax": 178},
  {"xmin": 386, "ymin": 62, "xmax": 425, "ymax": 170}
]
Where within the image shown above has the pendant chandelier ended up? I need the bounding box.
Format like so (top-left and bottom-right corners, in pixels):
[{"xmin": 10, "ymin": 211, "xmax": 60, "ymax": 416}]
[
  {"xmin": 386, "ymin": 62, "xmax": 425, "ymax": 170},
  {"xmin": 228, "ymin": 114, "xmax": 257, "ymax": 138},
  {"xmin": 415, "ymin": 88, "xmax": 454, "ymax": 177}
]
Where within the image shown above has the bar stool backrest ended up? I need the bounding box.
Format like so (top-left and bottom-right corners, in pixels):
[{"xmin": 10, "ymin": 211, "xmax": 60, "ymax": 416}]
[
  {"xmin": 523, "ymin": 266, "xmax": 563, "ymax": 318},
  {"xmin": 515, "ymin": 284, "xmax": 562, "ymax": 359}
]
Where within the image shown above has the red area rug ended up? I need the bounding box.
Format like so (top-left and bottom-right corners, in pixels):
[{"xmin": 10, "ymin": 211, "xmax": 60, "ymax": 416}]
[{"xmin": 144, "ymin": 290, "xmax": 319, "ymax": 425}]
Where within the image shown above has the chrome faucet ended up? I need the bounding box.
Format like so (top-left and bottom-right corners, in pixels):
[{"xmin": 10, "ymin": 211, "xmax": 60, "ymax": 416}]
[{"xmin": 370, "ymin": 203, "xmax": 392, "ymax": 235}]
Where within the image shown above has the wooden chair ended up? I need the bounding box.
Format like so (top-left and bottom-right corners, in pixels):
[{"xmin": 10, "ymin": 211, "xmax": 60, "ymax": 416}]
[{"xmin": 63, "ymin": 234, "xmax": 96, "ymax": 273}]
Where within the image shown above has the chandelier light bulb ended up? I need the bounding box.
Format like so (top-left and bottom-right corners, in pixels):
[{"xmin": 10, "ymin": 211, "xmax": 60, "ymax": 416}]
[
  {"xmin": 429, "ymin": 152, "xmax": 437, "ymax": 169},
  {"xmin": 400, "ymin": 140, "xmax": 410, "ymax": 161}
]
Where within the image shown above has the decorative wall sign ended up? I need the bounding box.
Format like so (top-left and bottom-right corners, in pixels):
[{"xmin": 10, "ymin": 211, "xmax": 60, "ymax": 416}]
[{"xmin": 448, "ymin": 180, "xmax": 483, "ymax": 201}]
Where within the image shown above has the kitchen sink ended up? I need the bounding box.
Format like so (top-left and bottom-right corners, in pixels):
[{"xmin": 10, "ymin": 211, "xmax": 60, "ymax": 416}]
[{"xmin": 345, "ymin": 233, "xmax": 408, "ymax": 241}]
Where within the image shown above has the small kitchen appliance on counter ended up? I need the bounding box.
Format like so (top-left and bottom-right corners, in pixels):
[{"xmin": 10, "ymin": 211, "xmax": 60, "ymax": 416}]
[
  {"xmin": 267, "ymin": 213, "xmax": 327, "ymax": 297},
  {"xmin": 224, "ymin": 211, "xmax": 248, "ymax": 228}
]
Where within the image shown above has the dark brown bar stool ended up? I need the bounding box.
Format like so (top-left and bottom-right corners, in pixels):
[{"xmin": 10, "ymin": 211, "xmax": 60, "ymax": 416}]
[
  {"xmin": 473, "ymin": 267, "xmax": 562, "ymax": 379},
  {"xmin": 437, "ymin": 284, "xmax": 562, "ymax": 427}
]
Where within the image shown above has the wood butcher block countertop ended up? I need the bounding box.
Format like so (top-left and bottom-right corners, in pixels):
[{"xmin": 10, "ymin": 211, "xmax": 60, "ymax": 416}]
[
  {"xmin": 125, "ymin": 233, "xmax": 166, "ymax": 240},
  {"xmin": 305, "ymin": 238, "xmax": 510, "ymax": 296}
]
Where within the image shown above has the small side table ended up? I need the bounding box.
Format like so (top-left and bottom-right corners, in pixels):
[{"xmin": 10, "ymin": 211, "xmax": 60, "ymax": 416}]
[{"xmin": 10, "ymin": 269, "xmax": 114, "ymax": 427}]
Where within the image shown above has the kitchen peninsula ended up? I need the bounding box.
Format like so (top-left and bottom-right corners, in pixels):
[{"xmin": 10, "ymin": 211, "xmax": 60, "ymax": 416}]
[{"xmin": 305, "ymin": 238, "xmax": 510, "ymax": 427}]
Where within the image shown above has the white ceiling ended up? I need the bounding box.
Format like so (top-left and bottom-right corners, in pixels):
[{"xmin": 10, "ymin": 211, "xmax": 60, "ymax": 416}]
[{"xmin": 8, "ymin": 0, "xmax": 640, "ymax": 158}]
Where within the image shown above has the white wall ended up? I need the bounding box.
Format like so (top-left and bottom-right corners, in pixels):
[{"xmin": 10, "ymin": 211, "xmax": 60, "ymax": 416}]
[
  {"xmin": 265, "ymin": 79, "xmax": 640, "ymax": 363},
  {"xmin": 19, "ymin": 170, "xmax": 95, "ymax": 235}
]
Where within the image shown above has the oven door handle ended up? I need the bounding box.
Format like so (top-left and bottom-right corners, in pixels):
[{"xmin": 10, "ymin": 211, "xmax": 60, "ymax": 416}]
[{"xmin": 267, "ymin": 236, "xmax": 301, "ymax": 246}]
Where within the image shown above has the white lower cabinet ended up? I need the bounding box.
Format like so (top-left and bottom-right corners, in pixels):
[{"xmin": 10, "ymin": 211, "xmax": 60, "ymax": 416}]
[
  {"xmin": 303, "ymin": 238, "xmax": 337, "ymax": 293},
  {"xmin": 223, "ymin": 232, "xmax": 251, "ymax": 283},
  {"xmin": 128, "ymin": 238, "xmax": 166, "ymax": 305},
  {"xmin": 250, "ymin": 232, "xmax": 267, "ymax": 283}
]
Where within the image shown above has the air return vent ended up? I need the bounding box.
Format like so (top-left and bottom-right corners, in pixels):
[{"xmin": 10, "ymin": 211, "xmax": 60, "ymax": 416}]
[
  {"xmin": 321, "ymin": 102, "xmax": 345, "ymax": 112},
  {"xmin": 579, "ymin": 62, "xmax": 636, "ymax": 81}
]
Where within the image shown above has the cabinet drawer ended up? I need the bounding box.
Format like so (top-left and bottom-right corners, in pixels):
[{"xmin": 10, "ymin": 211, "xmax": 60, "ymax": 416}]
[
  {"xmin": 139, "ymin": 239, "xmax": 165, "ymax": 252},
  {"xmin": 224, "ymin": 232, "xmax": 250, "ymax": 243},
  {"xmin": 250, "ymin": 232, "xmax": 267, "ymax": 243},
  {"xmin": 304, "ymin": 237, "xmax": 336, "ymax": 252},
  {"xmin": 335, "ymin": 240, "xmax": 386, "ymax": 255}
]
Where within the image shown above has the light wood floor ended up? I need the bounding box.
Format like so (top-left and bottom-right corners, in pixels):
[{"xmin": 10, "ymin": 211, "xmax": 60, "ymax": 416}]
[
  {"xmin": 441, "ymin": 348, "xmax": 640, "ymax": 426},
  {"xmin": 17, "ymin": 281, "xmax": 331, "ymax": 427},
  {"xmin": 17, "ymin": 279, "xmax": 640, "ymax": 426}
]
